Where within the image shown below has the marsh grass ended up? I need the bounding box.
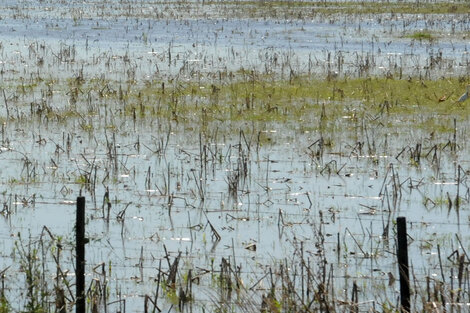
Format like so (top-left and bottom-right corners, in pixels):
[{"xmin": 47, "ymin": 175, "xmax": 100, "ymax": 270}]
[
  {"xmin": 406, "ymin": 30, "xmax": 435, "ymax": 41},
  {"xmin": 231, "ymin": 1, "xmax": 470, "ymax": 15},
  {"xmin": 98, "ymin": 0, "xmax": 470, "ymax": 19},
  {"xmin": 2, "ymin": 73, "xmax": 468, "ymax": 137},
  {"xmin": 107, "ymin": 75, "xmax": 470, "ymax": 133}
]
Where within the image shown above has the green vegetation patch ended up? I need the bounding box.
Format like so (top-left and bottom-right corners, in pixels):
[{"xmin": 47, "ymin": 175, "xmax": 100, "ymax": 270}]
[
  {"xmin": 406, "ymin": 30, "xmax": 435, "ymax": 41},
  {"xmin": 205, "ymin": 1, "xmax": 470, "ymax": 16},
  {"xmin": 1, "ymin": 73, "xmax": 468, "ymax": 134},
  {"xmin": 133, "ymin": 75, "xmax": 469, "ymax": 120}
]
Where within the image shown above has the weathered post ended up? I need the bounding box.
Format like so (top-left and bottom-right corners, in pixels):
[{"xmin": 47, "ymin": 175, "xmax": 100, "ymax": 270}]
[
  {"xmin": 397, "ymin": 216, "xmax": 410, "ymax": 313},
  {"xmin": 76, "ymin": 196, "xmax": 86, "ymax": 313}
]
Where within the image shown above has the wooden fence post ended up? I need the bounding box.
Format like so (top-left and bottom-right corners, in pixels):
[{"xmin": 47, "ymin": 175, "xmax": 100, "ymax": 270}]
[
  {"xmin": 76, "ymin": 196, "xmax": 86, "ymax": 313},
  {"xmin": 397, "ymin": 216, "xmax": 410, "ymax": 313}
]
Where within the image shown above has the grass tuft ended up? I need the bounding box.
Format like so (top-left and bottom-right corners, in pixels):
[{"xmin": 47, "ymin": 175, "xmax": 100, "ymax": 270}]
[{"xmin": 406, "ymin": 30, "xmax": 435, "ymax": 41}]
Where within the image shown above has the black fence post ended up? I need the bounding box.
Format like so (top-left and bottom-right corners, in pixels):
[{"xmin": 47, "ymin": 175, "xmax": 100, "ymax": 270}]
[
  {"xmin": 397, "ymin": 216, "xmax": 410, "ymax": 313},
  {"xmin": 76, "ymin": 196, "xmax": 86, "ymax": 313}
]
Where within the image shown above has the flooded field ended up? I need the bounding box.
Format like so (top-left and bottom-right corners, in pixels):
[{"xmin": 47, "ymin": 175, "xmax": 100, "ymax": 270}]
[{"xmin": 0, "ymin": 0, "xmax": 470, "ymax": 312}]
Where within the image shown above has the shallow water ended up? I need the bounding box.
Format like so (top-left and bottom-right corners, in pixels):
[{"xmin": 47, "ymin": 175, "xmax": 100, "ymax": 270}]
[
  {"xmin": 1, "ymin": 1, "xmax": 469, "ymax": 83},
  {"xmin": 1, "ymin": 1, "xmax": 470, "ymax": 312}
]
